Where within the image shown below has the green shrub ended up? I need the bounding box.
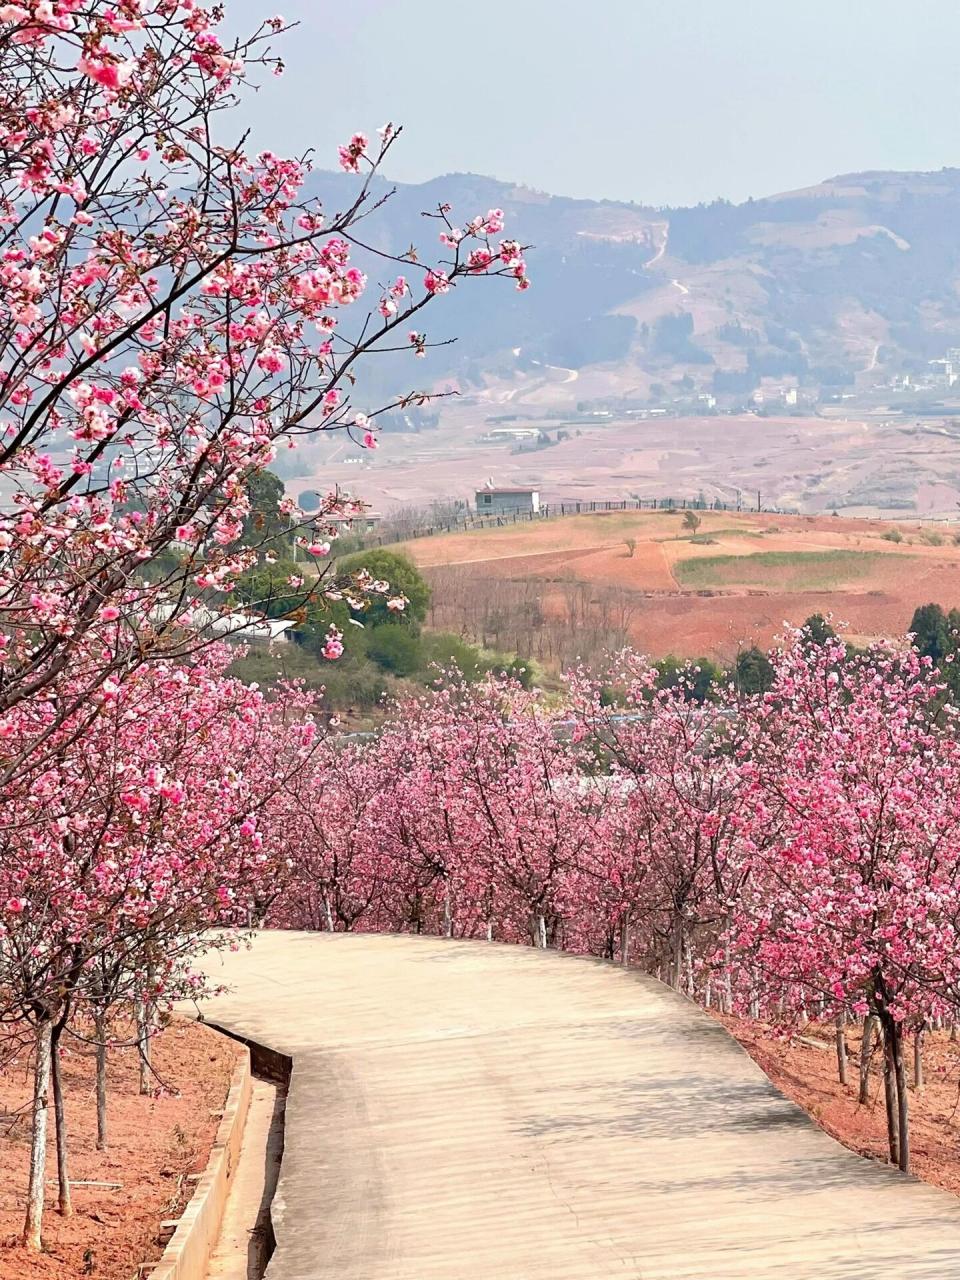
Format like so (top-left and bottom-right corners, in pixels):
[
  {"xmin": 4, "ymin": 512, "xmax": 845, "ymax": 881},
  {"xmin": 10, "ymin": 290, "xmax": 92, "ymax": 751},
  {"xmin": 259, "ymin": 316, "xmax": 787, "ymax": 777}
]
[
  {"xmin": 226, "ymin": 641, "xmax": 327, "ymax": 691},
  {"xmin": 731, "ymin": 646, "xmax": 775, "ymax": 695},
  {"xmin": 494, "ymin": 656, "xmax": 534, "ymax": 689},
  {"xmin": 367, "ymin": 626, "xmax": 423, "ymax": 675},
  {"xmin": 338, "ymin": 548, "xmax": 430, "ymax": 626},
  {"xmin": 656, "ymin": 654, "xmax": 722, "ymax": 703},
  {"xmin": 419, "ymin": 632, "xmax": 486, "ymax": 678},
  {"xmin": 233, "ymin": 559, "xmax": 303, "ymax": 617},
  {"xmin": 317, "ymin": 654, "xmax": 389, "ymax": 708},
  {"xmin": 801, "ymin": 613, "xmax": 837, "ymax": 646}
]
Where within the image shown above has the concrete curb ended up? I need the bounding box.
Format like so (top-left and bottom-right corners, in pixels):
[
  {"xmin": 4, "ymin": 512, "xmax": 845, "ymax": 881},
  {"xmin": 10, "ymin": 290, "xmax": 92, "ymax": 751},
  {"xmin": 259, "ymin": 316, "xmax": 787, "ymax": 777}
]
[
  {"xmin": 201, "ymin": 1019, "xmax": 293, "ymax": 1084},
  {"xmin": 148, "ymin": 1042, "xmax": 252, "ymax": 1280}
]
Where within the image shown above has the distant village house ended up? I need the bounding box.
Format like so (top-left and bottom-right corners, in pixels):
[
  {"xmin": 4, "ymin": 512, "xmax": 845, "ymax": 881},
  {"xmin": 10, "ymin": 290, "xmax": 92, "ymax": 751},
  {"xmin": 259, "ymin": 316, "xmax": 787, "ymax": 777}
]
[
  {"xmin": 475, "ymin": 483, "xmax": 541, "ymax": 515},
  {"xmin": 480, "ymin": 427, "xmax": 546, "ymax": 444},
  {"xmin": 326, "ymin": 511, "xmax": 383, "ymax": 533}
]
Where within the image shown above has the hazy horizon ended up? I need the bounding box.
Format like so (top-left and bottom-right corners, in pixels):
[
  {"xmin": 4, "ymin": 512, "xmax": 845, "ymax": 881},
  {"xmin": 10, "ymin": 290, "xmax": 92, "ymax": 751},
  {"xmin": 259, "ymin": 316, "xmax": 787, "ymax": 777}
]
[{"xmin": 225, "ymin": 0, "xmax": 960, "ymax": 207}]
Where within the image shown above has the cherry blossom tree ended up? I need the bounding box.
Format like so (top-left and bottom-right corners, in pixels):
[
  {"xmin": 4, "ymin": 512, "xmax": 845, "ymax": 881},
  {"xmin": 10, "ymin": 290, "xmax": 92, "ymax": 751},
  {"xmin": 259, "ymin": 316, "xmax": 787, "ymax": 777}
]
[
  {"xmin": 569, "ymin": 654, "xmax": 750, "ymax": 996},
  {"xmin": 0, "ymin": 0, "xmax": 530, "ymax": 1246},
  {"xmin": 448, "ymin": 678, "xmax": 589, "ymax": 948},
  {"xmin": 729, "ymin": 632, "xmax": 960, "ymax": 1172},
  {"xmin": 265, "ymin": 640, "xmax": 960, "ymax": 1184},
  {"xmin": 272, "ymin": 737, "xmax": 390, "ymax": 935},
  {"xmin": 0, "ymin": 644, "xmax": 319, "ymax": 1244},
  {"xmin": 0, "ymin": 0, "xmax": 528, "ymax": 798}
]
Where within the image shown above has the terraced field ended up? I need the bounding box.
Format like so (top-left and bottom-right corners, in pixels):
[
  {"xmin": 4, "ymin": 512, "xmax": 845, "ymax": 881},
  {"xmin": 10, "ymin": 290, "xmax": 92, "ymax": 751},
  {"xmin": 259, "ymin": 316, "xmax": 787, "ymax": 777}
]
[
  {"xmin": 672, "ymin": 549, "xmax": 884, "ymax": 592},
  {"xmin": 399, "ymin": 509, "xmax": 960, "ymax": 659}
]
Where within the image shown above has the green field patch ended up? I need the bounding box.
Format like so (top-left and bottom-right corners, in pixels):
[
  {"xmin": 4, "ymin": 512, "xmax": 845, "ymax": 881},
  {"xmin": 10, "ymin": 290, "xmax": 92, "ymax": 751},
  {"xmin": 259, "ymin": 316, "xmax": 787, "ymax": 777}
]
[
  {"xmin": 674, "ymin": 549, "xmax": 888, "ymax": 591},
  {"xmin": 682, "ymin": 528, "xmax": 766, "ymax": 542}
]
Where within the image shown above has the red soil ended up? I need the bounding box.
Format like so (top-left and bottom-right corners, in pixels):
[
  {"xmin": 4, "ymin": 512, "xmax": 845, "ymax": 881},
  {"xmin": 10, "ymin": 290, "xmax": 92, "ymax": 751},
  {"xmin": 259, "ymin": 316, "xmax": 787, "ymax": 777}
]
[
  {"xmin": 0, "ymin": 1019, "xmax": 241, "ymax": 1280},
  {"xmin": 410, "ymin": 511, "xmax": 960, "ymax": 659},
  {"xmin": 720, "ymin": 1015, "xmax": 960, "ymax": 1197},
  {"xmin": 427, "ymin": 543, "xmax": 678, "ymax": 593}
]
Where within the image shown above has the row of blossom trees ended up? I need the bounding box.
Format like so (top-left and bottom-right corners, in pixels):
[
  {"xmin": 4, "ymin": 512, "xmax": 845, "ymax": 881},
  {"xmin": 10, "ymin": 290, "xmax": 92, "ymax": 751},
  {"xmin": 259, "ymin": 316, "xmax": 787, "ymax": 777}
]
[
  {"xmin": 1, "ymin": 646, "xmax": 320, "ymax": 1244},
  {"xmin": 272, "ymin": 633, "xmax": 960, "ymax": 1178},
  {"xmin": 0, "ymin": 0, "xmax": 528, "ymax": 1250}
]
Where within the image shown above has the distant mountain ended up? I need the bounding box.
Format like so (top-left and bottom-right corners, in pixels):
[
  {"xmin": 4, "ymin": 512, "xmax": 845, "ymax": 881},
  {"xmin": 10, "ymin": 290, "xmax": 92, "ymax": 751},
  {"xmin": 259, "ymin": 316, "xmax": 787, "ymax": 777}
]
[{"xmin": 305, "ymin": 167, "xmax": 960, "ymax": 401}]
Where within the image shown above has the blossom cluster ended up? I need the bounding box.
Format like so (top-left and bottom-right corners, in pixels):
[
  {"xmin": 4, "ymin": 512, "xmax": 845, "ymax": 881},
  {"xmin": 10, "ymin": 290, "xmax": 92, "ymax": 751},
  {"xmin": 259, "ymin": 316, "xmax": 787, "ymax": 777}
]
[{"xmin": 0, "ymin": 0, "xmax": 529, "ymax": 786}]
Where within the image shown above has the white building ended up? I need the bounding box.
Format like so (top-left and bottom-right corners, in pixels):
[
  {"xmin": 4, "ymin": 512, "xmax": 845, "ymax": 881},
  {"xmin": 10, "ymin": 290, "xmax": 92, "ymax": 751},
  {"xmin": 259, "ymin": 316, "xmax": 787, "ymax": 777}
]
[
  {"xmin": 481, "ymin": 427, "xmax": 545, "ymax": 444},
  {"xmin": 475, "ymin": 484, "xmax": 541, "ymax": 515},
  {"xmin": 151, "ymin": 602, "xmax": 296, "ymax": 644}
]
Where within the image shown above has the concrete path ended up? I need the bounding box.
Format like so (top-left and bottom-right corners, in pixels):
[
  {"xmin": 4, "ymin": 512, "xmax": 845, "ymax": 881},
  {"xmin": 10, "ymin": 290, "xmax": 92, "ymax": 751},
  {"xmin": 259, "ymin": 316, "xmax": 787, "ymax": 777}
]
[
  {"xmin": 206, "ymin": 1077, "xmax": 285, "ymax": 1279},
  {"xmin": 197, "ymin": 931, "xmax": 960, "ymax": 1279}
]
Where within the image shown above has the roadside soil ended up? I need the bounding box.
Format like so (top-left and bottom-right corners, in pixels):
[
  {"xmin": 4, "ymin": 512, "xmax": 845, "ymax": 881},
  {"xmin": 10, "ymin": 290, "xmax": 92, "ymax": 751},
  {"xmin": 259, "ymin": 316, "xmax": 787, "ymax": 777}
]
[
  {"xmin": 720, "ymin": 1014, "xmax": 960, "ymax": 1196},
  {"xmin": 0, "ymin": 1018, "xmax": 241, "ymax": 1280}
]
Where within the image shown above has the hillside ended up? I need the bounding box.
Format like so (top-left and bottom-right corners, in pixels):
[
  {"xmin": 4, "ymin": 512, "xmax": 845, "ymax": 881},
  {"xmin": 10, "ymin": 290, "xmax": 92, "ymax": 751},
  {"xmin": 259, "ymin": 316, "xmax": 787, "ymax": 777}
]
[
  {"xmin": 398, "ymin": 508, "xmax": 960, "ymax": 662},
  {"xmin": 305, "ymin": 166, "xmax": 960, "ymax": 400}
]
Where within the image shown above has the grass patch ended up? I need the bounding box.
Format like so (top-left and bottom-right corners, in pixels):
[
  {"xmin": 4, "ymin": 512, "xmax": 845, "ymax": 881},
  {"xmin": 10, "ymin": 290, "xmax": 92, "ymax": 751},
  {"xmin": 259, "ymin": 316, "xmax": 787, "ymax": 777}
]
[
  {"xmin": 675, "ymin": 549, "xmax": 887, "ymax": 591},
  {"xmin": 678, "ymin": 527, "xmax": 765, "ymax": 542}
]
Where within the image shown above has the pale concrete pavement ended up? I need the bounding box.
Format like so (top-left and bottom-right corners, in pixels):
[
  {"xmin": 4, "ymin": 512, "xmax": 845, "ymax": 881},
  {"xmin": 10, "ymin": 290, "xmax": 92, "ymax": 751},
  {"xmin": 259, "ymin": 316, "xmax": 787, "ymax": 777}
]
[{"xmin": 197, "ymin": 931, "xmax": 960, "ymax": 1279}]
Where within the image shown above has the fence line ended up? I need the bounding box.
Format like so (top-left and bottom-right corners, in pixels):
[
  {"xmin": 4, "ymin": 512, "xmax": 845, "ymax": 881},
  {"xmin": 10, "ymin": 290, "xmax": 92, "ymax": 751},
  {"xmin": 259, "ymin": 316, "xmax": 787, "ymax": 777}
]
[{"xmin": 363, "ymin": 495, "xmax": 782, "ymax": 549}]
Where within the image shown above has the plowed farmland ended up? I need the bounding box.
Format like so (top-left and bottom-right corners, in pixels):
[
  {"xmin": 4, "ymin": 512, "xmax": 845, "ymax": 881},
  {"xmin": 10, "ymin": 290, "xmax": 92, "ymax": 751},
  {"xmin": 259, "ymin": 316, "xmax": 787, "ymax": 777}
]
[{"xmin": 400, "ymin": 510, "xmax": 960, "ymax": 659}]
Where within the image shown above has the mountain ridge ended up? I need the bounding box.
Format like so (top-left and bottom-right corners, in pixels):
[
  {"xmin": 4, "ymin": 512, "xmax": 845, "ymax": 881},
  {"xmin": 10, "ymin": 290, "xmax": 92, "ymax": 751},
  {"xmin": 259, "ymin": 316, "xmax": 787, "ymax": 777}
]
[{"xmin": 303, "ymin": 165, "xmax": 960, "ymax": 403}]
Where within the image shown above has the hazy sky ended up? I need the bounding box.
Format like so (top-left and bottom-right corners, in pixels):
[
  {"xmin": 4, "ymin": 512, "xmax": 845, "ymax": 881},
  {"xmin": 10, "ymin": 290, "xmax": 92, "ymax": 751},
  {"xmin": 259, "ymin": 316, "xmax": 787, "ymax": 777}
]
[{"xmin": 225, "ymin": 0, "xmax": 960, "ymax": 207}]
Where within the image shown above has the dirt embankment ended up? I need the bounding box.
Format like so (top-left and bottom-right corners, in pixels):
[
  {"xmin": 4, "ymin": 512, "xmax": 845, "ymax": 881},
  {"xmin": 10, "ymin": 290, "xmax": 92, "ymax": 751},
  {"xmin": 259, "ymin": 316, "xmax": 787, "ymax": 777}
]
[{"xmin": 719, "ymin": 1015, "xmax": 960, "ymax": 1198}]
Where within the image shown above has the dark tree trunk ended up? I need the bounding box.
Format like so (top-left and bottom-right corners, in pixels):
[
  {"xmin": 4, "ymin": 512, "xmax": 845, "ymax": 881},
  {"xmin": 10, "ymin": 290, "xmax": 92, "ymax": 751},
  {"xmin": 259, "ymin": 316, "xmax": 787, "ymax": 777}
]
[
  {"xmin": 95, "ymin": 1012, "xmax": 108, "ymax": 1151},
  {"xmin": 672, "ymin": 919, "xmax": 683, "ymax": 990},
  {"xmin": 835, "ymin": 1014, "xmax": 847, "ymax": 1086},
  {"xmin": 442, "ymin": 879, "xmax": 453, "ymax": 939},
  {"xmin": 137, "ymin": 999, "xmax": 152, "ymax": 1097},
  {"xmin": 883, "ymin": 1034, "xmax": 900, "ymax": 1167},
  {"xmin": 893, "ymin": 1026, "xmax": 910, "ymax": 1173},
  {"xmin": 913, "ymin": 1027, "xmax": 924, "ymax": 1092},
  {"xmin": 859, "ymin": 1015, "xmax": 877, "ymax": 1106},
  {"xmin": 880, "ymin": 1014, "xmax": 909, "ymax": 1172}
]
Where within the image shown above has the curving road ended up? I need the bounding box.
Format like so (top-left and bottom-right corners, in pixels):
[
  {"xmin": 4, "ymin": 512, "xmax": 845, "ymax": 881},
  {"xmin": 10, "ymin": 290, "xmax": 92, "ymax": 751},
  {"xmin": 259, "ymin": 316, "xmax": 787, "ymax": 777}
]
[{"xmin": 197, "ymin": 932, "xmax": 960, "ymax": 1280}]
